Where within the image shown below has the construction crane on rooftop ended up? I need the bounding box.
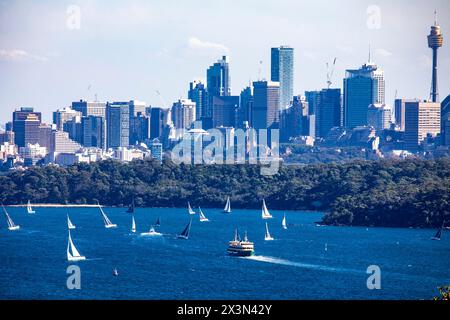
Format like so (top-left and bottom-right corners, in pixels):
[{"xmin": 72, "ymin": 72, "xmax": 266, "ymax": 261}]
[{"xmin": 326, "ymin": 57, "xmax": 337, "ymax": 89}]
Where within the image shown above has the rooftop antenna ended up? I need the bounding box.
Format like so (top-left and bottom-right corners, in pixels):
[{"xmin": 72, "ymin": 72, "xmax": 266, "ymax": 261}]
[
  {"xmin": 258, "ymin": 60, "xmax": 263, "ymax": 81},
  {"xmin": 434, "ymin": 9, "xmax": 438, "ymax": 26},
  {"xmin": 368, "ymin": 43, "xmax": 372, "ymax": 63}
]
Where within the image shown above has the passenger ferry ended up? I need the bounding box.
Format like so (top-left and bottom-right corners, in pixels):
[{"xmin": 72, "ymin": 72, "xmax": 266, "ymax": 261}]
[{"xmin": 227, "ymin": 229, "xmax": 254, "ymax": 257}]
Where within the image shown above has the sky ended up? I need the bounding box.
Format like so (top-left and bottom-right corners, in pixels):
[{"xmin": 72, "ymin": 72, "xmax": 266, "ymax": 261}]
[{"xmin": 0, "ymin": 0, "xmax": 449, "ymax": 125}]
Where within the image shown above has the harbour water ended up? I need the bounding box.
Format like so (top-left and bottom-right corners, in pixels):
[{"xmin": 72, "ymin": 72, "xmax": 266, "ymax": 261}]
[{"xmin": 0, "ymin": 207, "xmax": 449, "ymax": 299}]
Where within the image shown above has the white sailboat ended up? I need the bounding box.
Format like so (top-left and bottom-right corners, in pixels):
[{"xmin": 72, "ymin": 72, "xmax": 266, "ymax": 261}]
[
  {"xmin": 223, "ymin": 196, "xmax": 231, "ymax": 213},
  {"xmin": 131, "ymin": 214, "xmax": 136, "ymax": 233},
  {"xmin": 198, "ymin": 207, "xmax": 209, "ymax": 222},
  {"xmin": 2, "ymin": 205, "xmax": 20, "ymax": 231},
  {"xmin": 67, "ymin": 214, "xmax": 76, "ymax": 230},
  {"xmin": 264, "ymin": 222, "xmax": 274, "ymax": 241},
  {"xmin": 261, "ymin": 199, "xmax": 273, "ymax": 219},
  {"xmin": 98, "ymin": 203, "xmax": 117, "ymax": 228},
  {"xmin": 67, "ymin": 229, "xmax": 86, "ymax": 262},
  {"xmin": 27, "ymin": 200, "xmax": 35, "ymax": 214},
  {"xmin": 140, "ymin": 226, "xmax": 162, "ymax": 236},
  {"xmin": 188, "ymin": 202, "xmax": 196, "ymax": 215},
  {"xmin": 282, "ymin": 213, "xmax": 287, "ymax": 230}
]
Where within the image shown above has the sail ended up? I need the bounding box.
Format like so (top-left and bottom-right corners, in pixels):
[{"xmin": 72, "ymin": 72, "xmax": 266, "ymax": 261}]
[
  {"xmin": 155, "ymin": 217, "xmax": 161, "ymax": 227},
  {"xmin": 131, "ymin": 215, "xmax": 136, "ymax": 233},
  {"xmin": 282, "ymin": 214, "xmax": 287, "ymax": 229},
  {"xmin": 2, "ymin": 205, "xmax": 18, "ymax": 230},
  {"xmin": 67, "ymin": 230, "xmax": 85, "ymax": 261},
  {"xmin": 67, "ymin": 214, "xmax": 76, "ymax": 229},
  {"xmin": 98, "ymin": 203, "xmax": 116, "ymax": 228},
  {"xmin": 27, "ymin": 200, "xmax": 35, "ymax": 214},
  {"xmin": 199, "ymin": 207, "xmax": 209, "ymax": 221},
  {"xmin": 432, "ymin": 226, "xmax": 443, "ymax": 240},
  {"xmin": 179, "ymin": 219, "xmax": 192, "ymax": 239},
  {"xmin": 188, "ymin": 202, "xmax": 196, "ymax": 215},
  {"xmin": 265, "ymin": 222, "xmax": 273, "ymax": 240},
  {"xmin": 262, "ymin": 199, "xmax": 273, "ymax": 219},
  {"xmin": 223, "ymin": 197, "xmax": 231, "ymax": 213}
]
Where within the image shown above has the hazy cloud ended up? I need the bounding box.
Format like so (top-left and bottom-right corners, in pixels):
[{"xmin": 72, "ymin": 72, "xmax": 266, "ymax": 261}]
[
  {"xmin": 375, "ymin": 48, "xmax": 393, "ymax": 57},
  {"xmin": 188, "ymin": 37, "xmax": 229, "ymax": 54},
  {"xmin": 0, "ymin": 49, "xmax": 49, "ymax": 62}
]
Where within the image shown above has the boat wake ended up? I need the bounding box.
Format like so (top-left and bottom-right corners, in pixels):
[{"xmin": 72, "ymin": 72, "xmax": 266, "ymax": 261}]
[{"xmin": 241, "ymin": 255, "xmax": 362, "ymax": 274}]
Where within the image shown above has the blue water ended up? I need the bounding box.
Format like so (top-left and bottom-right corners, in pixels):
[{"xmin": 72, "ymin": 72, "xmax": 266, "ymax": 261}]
[{"xmin": 0, "ymin": 207, "xmax": 449, "ymax": 300}]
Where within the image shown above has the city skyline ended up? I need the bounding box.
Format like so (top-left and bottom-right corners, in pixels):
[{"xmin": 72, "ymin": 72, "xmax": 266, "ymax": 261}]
[{"xmin": 0, "ymin": 0, "xmax": 449, "ymax": 126}]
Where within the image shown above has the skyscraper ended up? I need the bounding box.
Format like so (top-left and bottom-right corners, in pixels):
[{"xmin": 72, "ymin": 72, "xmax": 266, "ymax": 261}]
[
  {"xmin": 72, "ymin": 100, "xmax": 106, "ymax": 118},
  {"xmin": 188, "ymin": 81, "xmax": 208, "ymax": 121},
  {"xmin": 81, "ymin": 115, "xmax": 105, "ymax": 149},
  {"xmin": 206, "ymin": 56, "xmax": 231, "ymax": 117},
  {"xmin": 394, "ymin": 98, "xmax": 419, "ymax": 131},
  {"xmin": 404, "ymin": 101, "xmax": 440, "ymax": 150},
  {"xmin": 428, "ymin": 11, "xmax": 444, "ymax": 103},
  {"xmin": 106, "ymin": 102, "xmax": 130, "ymax": 148},
  {"xmin": 305, "ymin": 88, "xmax": 342, "ymax": 138},
  {"xmin": 238, "ymin": 86, "xmax": 253, "ymax": 128},
  {"xmin": 12, "ymin": 107, "xmax": 42, "ymax": 148},
  {"xmin": 367, "ymin": 104, "xmax": 392, "ymax": 131},
  {"xmin": 171, "ymin": 99, "xmax": 196, "ymax": 130},
  {"xmin": 251, "ymin": 81, "xmax": 280, "ymax": 129},
  {"xmin": 271, "ymin": 46, "xmax": 294, "ymax": 110},
  {"xmin": 129, "ymin": 113, "xmax": 150, "ymax": 145},
  {"xmin": 53, "ymin": 107, "xmax": 81, "ymax": 131},
  {"xmin": 280, "ymin": 95, "xmax": 308, "ymax": 142},
  {"xmin": 150, "ymin": 107, "xmax": 170, "ymax": 140},
  {"xmin": 212, "ymin": 95, "xmax": 239, "ymax": 128},
  {"xmin": 343, "ymin": 62, "xmax": 385, "ymax": 128}
]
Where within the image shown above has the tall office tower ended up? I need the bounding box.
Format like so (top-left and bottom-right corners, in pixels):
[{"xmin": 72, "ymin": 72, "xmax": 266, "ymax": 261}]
[
  {"xmin": 238, "ymin": 86, "xmax": 253, "ymax": 128},
  {"xmin": 81, "ymin": 116, "xmax": 105, "ymax": 148},
  {"xmin": 206, "ymin": 56, "xmax": 231, "ymax": 117},
  {"xmin": 404, "ymin": 101, "xmax": 441, "ymax": 150},
  {"xmin": 441, "ymin": 95, "xmax": 450, "ymax": 146},
  {"xmin": 188, "ymin": 81, "xmax": 208, "ymax": 120},
  {"xmin": 271, "ymin": 46, "xmax": 294, "ymax": 110},
  {"xmin": 367, "ymin": 103, "xmax": 392, "ymax": 131},
  {"xmin": 251, "ymin": 81, "xmax": 280, "ymax": 129},
  {"xmin": 428, "ymin": 11, "xmax": 444, "ymax": 102},
  {"xmin": 106, "ymin": 102, "xmax": 130, "ymax": 148},
  {"xmin": 343, "ymin": 62, "xmax": 385, "ymax": 128},
  {"xmin": 12, "ymin": 107, "xmax": 42, "ymax": 147},
  {"xmin": 150, "ymin": 107, "xmax": 170, "ymax": 139},
  {"xmin": 37, "ymin": 124, "xmax": 53, "ymax": 152},
  {"xmin": 72, "ymin": 100, "xmax": 106, "ymax": 118},
  {"xmin": 171, "ymin": 99, "xmax": 196, "ymax": 130},
  {"xmin": 394, "ymin": 99, "xmax": 419, "ymax": 131},
  {"xmin": 128, "ymin": 100, "xmax": 147, "ymax": 117},
  {"xmin": 212, "ymin": 96, "xmax": 239, "ymax": 128},
  {"xmin": 53, "ymin": 107, "xmax": 81, "ymax": 131},
  {"xmin": 306, "ymin": 88, "xmax": 342, "ymax": 138},
  {"xmin": 129, "ymin": 113, "xmax": 150, "ymax": 145},
  {"xmin": 280, "ymin": 95, "xmax": 308, "ymax": 142},
  {"xmin": 63, "ymin": 118, "xmax": 83, "ymax": 144}
]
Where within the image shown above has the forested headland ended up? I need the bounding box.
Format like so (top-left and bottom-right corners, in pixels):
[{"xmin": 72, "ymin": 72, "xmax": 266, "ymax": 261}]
[{"xmin": 0, "ymin": 158, "xmax": 449, "ymax": 228}]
